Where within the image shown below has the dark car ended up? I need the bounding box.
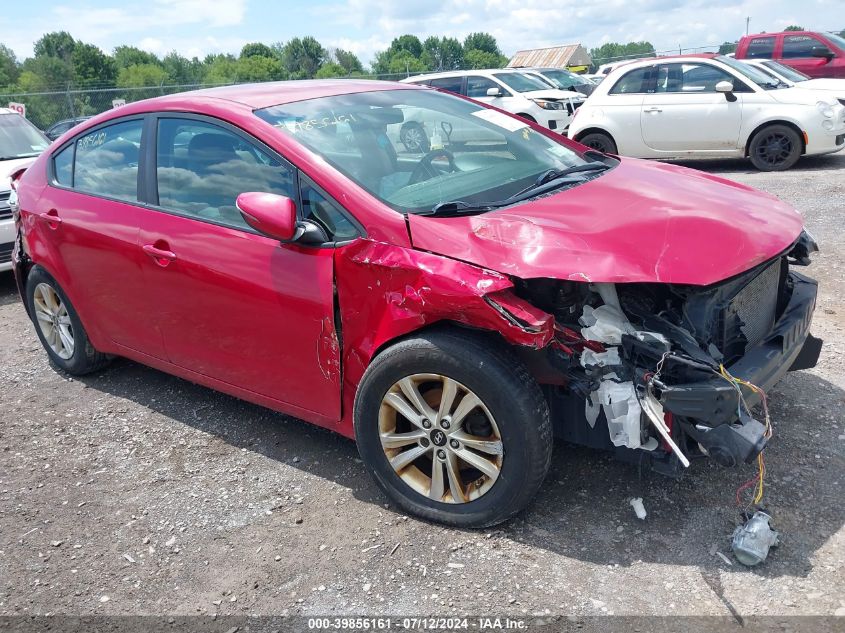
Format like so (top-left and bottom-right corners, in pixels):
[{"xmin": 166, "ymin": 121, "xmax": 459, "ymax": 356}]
[{"xmin": 44, "ymin": 116, "xmax": 92, "ymax": 141}]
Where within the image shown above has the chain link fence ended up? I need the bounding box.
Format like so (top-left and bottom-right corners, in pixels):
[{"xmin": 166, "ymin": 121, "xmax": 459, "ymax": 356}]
[{"xmin": 0, "ymin": 72, "xmax": 423, "ymax": 131}]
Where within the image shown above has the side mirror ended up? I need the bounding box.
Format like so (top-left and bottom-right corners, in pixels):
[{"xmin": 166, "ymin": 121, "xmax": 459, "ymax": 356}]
[
  {"xmin": 810, "ymin": 46, "xmax": 834, "ymax": 62},
  {"xmin": 486, "ymin": 87, "xmax": 503, "ymax": 97},
  {"xmin": 236, "ymin": 192, "xmax": 298, "ymax": 242},
  {"xmin": 715, "ymin": 80, "xmax": 737, "ymax": 102}
]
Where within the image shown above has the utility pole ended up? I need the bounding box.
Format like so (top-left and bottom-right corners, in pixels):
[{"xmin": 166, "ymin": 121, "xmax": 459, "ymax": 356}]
[{"xmin": 746, "ymin": 17, "xmax": 751, "ymax": 36}]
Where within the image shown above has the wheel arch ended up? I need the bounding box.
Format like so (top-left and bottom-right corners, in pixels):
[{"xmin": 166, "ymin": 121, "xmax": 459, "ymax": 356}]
[
  {"xmin": 744, "ymin": 119, "xmax": 806, "ymax": 157},
  {"xmin": 572, "ymin": 126, "xmax": 617, "ymax": 145}
]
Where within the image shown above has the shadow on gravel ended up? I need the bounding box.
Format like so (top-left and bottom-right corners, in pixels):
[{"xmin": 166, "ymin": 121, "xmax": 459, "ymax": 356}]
[
  {"xmin": 669, "ymin": 154, "xmax": 845, "ymax": 175},
  {"xmin": 69, "ymin": 348, "xmax": 845, "ymax": 581},
  {"xmin": 0, "ymin": 272, "xmax": 21, "ymax": 308}
]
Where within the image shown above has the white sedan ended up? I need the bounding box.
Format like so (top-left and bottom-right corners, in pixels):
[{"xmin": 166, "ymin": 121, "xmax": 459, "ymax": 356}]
[
  {"xmin": 742, "ymin": 59, "xmax": 845, "ymax": 102},
  {"xmin": 568, "ymin": 54, "xmax": 845, "ymax": 170}
]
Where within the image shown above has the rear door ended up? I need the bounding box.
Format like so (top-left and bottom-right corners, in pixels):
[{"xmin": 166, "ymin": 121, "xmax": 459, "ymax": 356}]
[
  {"xmin": 34, "ymin": 117, "xmax": 166, "ymax": 357},
  {"xmin": 137, "ymin": 114, "xmax": 346, "ymax": 420},
  {"xmin": 640, "ymin": 62, "xmax": 743, "ymax": 153}
]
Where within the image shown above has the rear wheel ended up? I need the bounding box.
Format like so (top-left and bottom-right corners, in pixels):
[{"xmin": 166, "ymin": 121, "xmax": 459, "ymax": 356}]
[
  {"xmin": 354, "ymin": 328, "xmax": 552, "ymax": 527},
  {"xmin": 25, "ymin": 267, "xmax": 110, "ymax": 375},
  {"xmin": 578, "ymin": 131, "xmax": 617, "ymax": 154},
  {"xmin": 399, "ymin": 122, "xmax": 430, "ymax": 153},
  {"xmin": 748, "ymin": 124, "xmax": 802, "ymax": 171}
]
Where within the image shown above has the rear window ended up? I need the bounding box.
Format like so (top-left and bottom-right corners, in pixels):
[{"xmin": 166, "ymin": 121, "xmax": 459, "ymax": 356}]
[
  {"xmin": 429, "ymin": 77, "xmax": 463, "ymax": 94},
  {"xmin": 609, "ymin": 67, "xmax": 653, "ymax": 94},
  {"xmin": 746, "ymin": 36, "xmax": 775, "ymax": 59}
]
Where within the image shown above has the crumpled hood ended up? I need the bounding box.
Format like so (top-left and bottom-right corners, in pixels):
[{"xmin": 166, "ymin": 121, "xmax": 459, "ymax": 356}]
[
  {"xmin": 407, "ymin": 158, "xmax": 805, "ymax": 286},
  {"xmin": 0, "ymin": 157, "xmax": 35, "ymax": 192}
]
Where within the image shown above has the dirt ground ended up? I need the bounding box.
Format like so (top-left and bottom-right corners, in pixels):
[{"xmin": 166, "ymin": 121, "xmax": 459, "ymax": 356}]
[{"xmin": 1, "ymin": 153, "xmax": 844, "ymax": 619}]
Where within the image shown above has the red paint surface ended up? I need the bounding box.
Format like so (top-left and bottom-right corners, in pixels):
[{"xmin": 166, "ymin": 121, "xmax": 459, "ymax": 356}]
[
  {"xmin": 15, "ymin": 81, "xmax": 808, "ymax": 440},
  {"xmin": 408, "ymin": 159, "xmax": 804, "ymax": 285}
]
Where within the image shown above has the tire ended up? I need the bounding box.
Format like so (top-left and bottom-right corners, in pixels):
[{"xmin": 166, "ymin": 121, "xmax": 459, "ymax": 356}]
[
  {"xmin": 399, "ymin": 122, "xmax": 430, "ymax": 153},
  {"xmin": 578, "ymin": 131, "xmax": 617, "ymax": 154},
  {"xmin": 25, "ymin": 267, "xmax": 110, "ymax": 376},
  {"xmin": 354, "ymin": 327, "xmax": 552, "ymax": 528},
  {"xmin": 748, "ymin": 124, "xmax": 802, "ymax": 171}
]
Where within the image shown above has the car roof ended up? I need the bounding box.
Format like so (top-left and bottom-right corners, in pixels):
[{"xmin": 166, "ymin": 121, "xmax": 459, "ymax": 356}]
[
  {"xmin": 123, "ymin": 79, "xmax": 422, "ymax": 111},
  {"xmin": 403, "ymin": 68, "xmax": 526, "ymax": 82}
]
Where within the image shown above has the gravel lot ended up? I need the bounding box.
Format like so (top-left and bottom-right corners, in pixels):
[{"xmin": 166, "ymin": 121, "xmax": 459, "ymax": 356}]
[{"xmin": 1, "ymin": 153, "xmax": 844, "ymax": 619}]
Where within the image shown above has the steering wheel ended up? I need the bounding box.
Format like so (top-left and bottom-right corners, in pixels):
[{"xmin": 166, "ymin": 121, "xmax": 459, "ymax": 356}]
[{"xmin": 408, "ymin": 148, "xmax": 459, "ymax": 185}]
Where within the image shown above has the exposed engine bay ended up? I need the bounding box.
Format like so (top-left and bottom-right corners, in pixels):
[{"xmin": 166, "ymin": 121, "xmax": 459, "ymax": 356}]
[{"xmin": 513, "ymin": 230, "xmax": 822, "ymax": 477}]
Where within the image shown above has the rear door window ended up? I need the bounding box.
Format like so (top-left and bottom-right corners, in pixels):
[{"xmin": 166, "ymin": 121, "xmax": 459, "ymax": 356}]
[
  {"xmin": 746, "ymin": 36, "xmax": 776, "ymax": 59},
  {"xmin": 466, "ymin": 76, "xmax": 500, "ymax": 98},
  {"xmin": 73, "ymin": 119, "xmax": 143, "ymax": 202},
  {"xmin": 429, "ymin": 76, "xmax": 464, "ymax": 94}
]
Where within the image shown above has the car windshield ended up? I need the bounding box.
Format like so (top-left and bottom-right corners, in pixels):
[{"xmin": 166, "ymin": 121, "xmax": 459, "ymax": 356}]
[
  {"xmin": 717, "ymin": 55, "xmax": 787, "ymax": 89},
  {"xmin": 256, "ymin": 89, "xmax": 599, "ymax": 214},
  {"xmin": 538, "ymin": 69, "xmax": 588, "ymax": 89},
  {"xmin": 492, "ymin": 72, "xmax": 550, "ymax": 93},
  {"xmin": 0, "ymin": 113, "xmax": 49, "ymax": 160},
  {"xmin": 762, "ymin": 60, "xmax": 810, "ymax": 82}
]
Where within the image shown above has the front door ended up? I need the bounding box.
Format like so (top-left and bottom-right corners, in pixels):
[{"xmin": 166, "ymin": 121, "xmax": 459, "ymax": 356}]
[
  {"xmin": 641, "ymin": 62, "xmax": 743, "ymax": 153},
  {"xmin": 138, "ymin": 115, "xmax": 340, "ymax": 419}
]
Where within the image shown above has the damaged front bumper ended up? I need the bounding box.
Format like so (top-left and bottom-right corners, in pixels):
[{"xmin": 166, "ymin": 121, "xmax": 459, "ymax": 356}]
[{"xmin": 657, "ymin": 271, "xmax": 820, "ymax": 466}]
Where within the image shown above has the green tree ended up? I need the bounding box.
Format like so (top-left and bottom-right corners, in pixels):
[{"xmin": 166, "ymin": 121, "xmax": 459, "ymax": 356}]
[
  {"xmin": 386, "ymin": 50, "xmax": 428, "ymax": 74},
  {"xmin": 784, "ymin": 25, "xmax": 804, "ymax": 31},
  {"xmin": 240, "ymin": 42, "xmax": 276, "ymax": 59},
  {"xmin": 203, "ymin": 55, "xmax": 240, "ymax": 84},
  {"xmin": 390, "ymin": 35, "xmax": 423, "ymax": 58},
  {"xmin": 162, "ymin": 51, "xmax": 203, "ymax": 84},
  {"xmin": 423, "ymin": 36, "xmax": 463, "ymax": 71},
  {"xmin": 20, "ymin": 55, "xmax": 73, "ymax": 89},
  {"xmin": 113, "ymin": 46, "xmax": 160, "ymax": 70},
  {"xmin": 463, "ymin": 32, "xmax": 501, "ymax": 56},
  {"xmin": 33, "ymin": 31, "xmax": 76, "ymax": 61},
  {"xmin": 589, "ymin": 41, "xmax": 655, "ymax": 66},
  {"xmin": 0, "ymin": 44, "xmax": 20, "ymax": 88},
  {"xmin": 718, "ymin": 41, "xmax": 738, "ymax": 55},
  {"xmin": 333, "ymin": 48, "xmax": 363, "ymax": 74},
  {"xmin": 316, "ymin": 62, "xmax": 347, "ymax": 78},
  {"xmin": 464, "ymin": 49, "xmax": 507, "ymax": 69},
  {"xmin": 280, "ymin": 36, "xmax": 326, "ymax": 79},
  {"xmin": 71, "ymin": 43, "xmax": 117, "ymax": 87},
  {"xmin": 117, "ymin": 63, "xmax": 170, "ymax": 88},
  {"xmin": 236, "ymin": 55, "xmax": 284, "ymax": 82}
]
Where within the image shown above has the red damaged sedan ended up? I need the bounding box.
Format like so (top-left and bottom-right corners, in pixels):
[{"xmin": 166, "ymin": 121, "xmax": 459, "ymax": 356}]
[{"xmin": 11, "ymin": 80, "xmax": 821, "ymax": 527}]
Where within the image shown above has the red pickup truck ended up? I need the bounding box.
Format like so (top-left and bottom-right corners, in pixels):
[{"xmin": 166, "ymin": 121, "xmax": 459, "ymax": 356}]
[{"xmin": 735, "ymin": 31, "xmax": 845, "ymax": 79}]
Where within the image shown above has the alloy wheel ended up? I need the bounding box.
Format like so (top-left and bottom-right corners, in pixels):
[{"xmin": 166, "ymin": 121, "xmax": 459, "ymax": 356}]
[
  {"xmin": 401, "ymin": 126, "xmax": 426, "ymax": 152},
  {"xmin": 378, "ymin": 373, "xmax": 503, "ymax": 503},
  {"xmin": 33, "ymin": 282, "xmax": 74, "ymax": 360},
  {"xmin": 755, "ymin": 132, "xmax": 793, "ymax": 167}
]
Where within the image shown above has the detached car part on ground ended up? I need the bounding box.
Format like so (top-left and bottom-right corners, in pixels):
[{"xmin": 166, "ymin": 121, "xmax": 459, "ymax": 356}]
[{"xmin": 11, "ymin": 81, "xmax": 822, "ymax": 528}]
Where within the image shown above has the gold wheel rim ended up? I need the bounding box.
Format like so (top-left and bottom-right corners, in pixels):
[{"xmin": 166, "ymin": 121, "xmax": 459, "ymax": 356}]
[
  {"xmin": 378, "ymin": 373, "xmax": 503, "ymax": 504},
  {"xmin": 33, "ymin": 283, "xmax": 74, "ymax": 360}
]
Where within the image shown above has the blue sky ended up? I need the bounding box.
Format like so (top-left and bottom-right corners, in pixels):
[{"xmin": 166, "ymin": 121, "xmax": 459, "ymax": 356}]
[{"xmin": 5, "ymin": 0, "xmax": 844, "ymax": 67}]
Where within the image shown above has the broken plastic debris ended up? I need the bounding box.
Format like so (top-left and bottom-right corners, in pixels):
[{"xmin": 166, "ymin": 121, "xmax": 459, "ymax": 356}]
[
  {"xmin": 640, "ymin": 391, "xmax": 691, "ymax": 468},
  {"xmin": 580, "ymin": 305, "xmax": 634, "ymax": 345},
  {"xmin": 585, "ymin": 376, "xmax": 643, "ymax": 448},
  {"xmin": 580, "ymin": 347, "xmax": 621, "ymax": 368},
  {"xmin": 629, "ymin": 497, "xmax": 647, "ymax": 520},
  {"xmin": 731, "ymin": 511, "xmax": 779, "ymax": 566}
]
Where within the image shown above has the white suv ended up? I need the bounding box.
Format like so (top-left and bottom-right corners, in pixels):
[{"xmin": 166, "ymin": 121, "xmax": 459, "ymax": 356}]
[
  {"xmin": 0, "ymin": 108, "xmax": 49, "ymax": 271},
  {"xmin": 568, "ymin": 54, "xmax": 845, "ymax": 170},
  {"xmin": 400, "ymin": 69, "xmax": 584, "ymax": 137}
]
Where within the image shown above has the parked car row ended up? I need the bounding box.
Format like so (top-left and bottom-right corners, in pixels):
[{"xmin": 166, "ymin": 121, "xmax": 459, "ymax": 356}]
[
  {"xmin": 568, "ymin": 53, "xmax": 845, "ymax": 170},
  {"xmin": 735, "ymin": 30, "xmax": 845, "ymax": 79}
]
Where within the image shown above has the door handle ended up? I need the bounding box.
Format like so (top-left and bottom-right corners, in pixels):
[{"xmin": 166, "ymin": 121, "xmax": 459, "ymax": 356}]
[
  {"xmin": 644, "ymin": 107, "xmax": 663, "ymax": 113},
  {"xmin": 37, "ymin": 210, "xmax": 62, "ymax": 228},
  {"xmin": 142, "ymin": 243, "xmax": 177, "ymax": 267}
]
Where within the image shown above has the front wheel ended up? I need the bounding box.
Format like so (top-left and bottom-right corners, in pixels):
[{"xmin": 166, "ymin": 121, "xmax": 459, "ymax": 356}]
[
  {"xmin": 577, "ymin": 131, "xmax": 617, "ymax": 154},
  {"xmin": 354, "ymin": 328, "xmax": 552, "ymax": 527},
  {"xmin": 748, "ymin": 124, "xmax": 802, "ymax": 171}
]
